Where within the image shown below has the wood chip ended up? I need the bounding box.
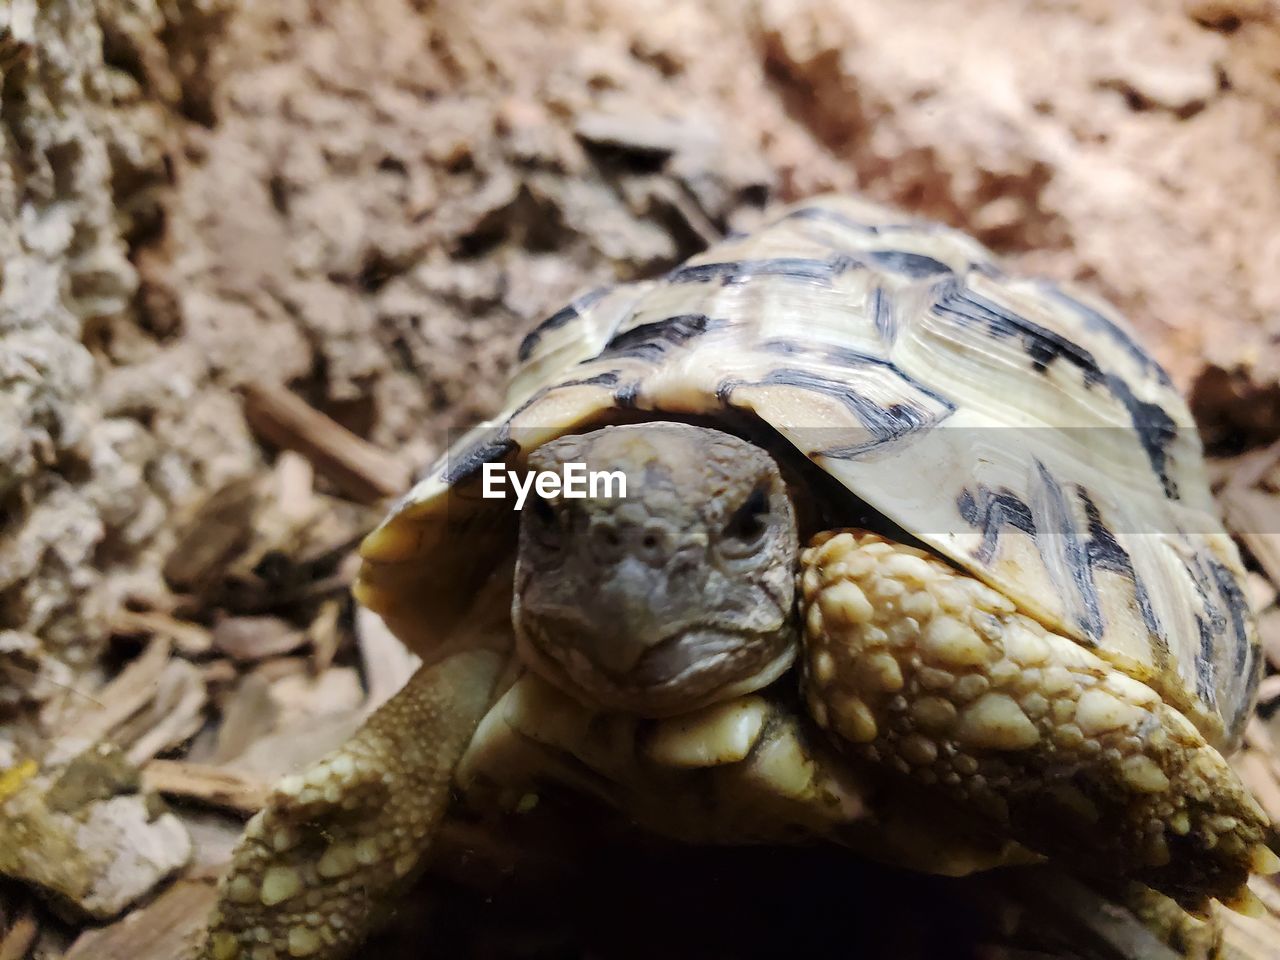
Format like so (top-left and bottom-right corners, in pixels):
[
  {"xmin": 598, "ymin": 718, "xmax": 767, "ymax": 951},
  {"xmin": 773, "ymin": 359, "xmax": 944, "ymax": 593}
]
[
  {"xmin": 1244, "ymin": 716, "xmax": 1276, "ymax": 754},
  {"xmin": 250, "ymin": 656, "xmax": 311, "ymax": 683},
  {"xmin": 1244, "ymin": 572, "xmax": 1276, "ymax": 615},
  {"xmin": 211, "ymin": 614, "xmax": 307, "ymax": 662},
  {"xmin": 1248, "ymin": 873, "xmax": 1280, "ymax": 914},
  {"xmin": 356, "ymin": 605, "xmax": 420, "ymax": 710},
  {"xmin": 1221, "ymin": 877, "xmax": 1280, "ymax": 959},
  {"xmin": 120, "ymin": 660, "xmax": 208, "ymax": 767},
  {"xmin": 225, "ymin": 710, "xmax": 365, "ymax": 784},
  {"xmin": 162, "ymin": 478, "xmax": 260, "ymax": 592},
  {"xmin": 1256, "ymin": 673, "xmax": 1280, "ymax": 706},
  {"xmin": 1235, "ymin": 750, "xmax": 1280, "ymax": 823},
  {"xmin": 1224, "ymin": 438, "xmax": 1280, "ymax": 493},
  {"xmin": 270, "ymin": 667, "xmax": 363, "ymax": 730},
  {"xmin": 986, "ymin": 868, "xmax": 1184, "ymax": 960},
  {"xmin": 622, "ymin": 176, "xmax": 721, "ymax": 247},
  {"xmin": 111, "ymin": 610, "xmax": 214, "ymax": 658},
  {"xmin": 1256, "ymin": 607, "xmax": 1280, "ymax": 672},
  {"xmin": 198, "ymin": 659, "xmax": 238, "ymax": 689},
  {"xmin": 181, "ymin": 811, "xmax": 249, "ymax": 872},
  {"xmin": 207, "ymin": 673, "xmax": 278, "ymax": 765},
  {"xmin": 53, "ymin": 637, "xmax": 172, "ymax": 751},
  {"xmin": 63, "ymin": 877, "xmax": 215, "ymax": 960},
  {"xmin": 141, "ymin": 760, "xmax": 269, "ymax": 817},
  {"xmin": 1221, "ymin": 485, "xmax": 1280, "ymax": 589},
  {"xmin": 272, "ymin": 449, "xmax": 316, "ymax": 522},
  {"xmin": 308, "ymin": 598, "xmax": 344, "ymax": 673},
  {"xmin": 575, "ymin": 108, "xmax": 711, "ymax": 161},
  {"xmin": 242, "ymin": 382, "xmax": 410, "ymax": 504},
  {"xmin": 0, "ymin": 904, "xmax": 37, "ymax": 960}
]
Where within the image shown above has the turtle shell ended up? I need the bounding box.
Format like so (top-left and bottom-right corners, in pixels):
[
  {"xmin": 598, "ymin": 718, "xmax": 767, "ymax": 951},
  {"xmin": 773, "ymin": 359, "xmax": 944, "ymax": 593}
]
[{"xmin": 356, "ymin": 195, "xmax": 1259, "ymax": 751}]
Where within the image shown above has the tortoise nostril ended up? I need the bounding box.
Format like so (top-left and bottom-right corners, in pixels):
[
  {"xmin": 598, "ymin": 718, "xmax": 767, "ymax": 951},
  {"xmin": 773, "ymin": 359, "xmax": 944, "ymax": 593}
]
[
  {"xmin": 639, "ymin": 523, "xmax": 676, "ymax": 561},
  {"xmin": 590, "ymin": 521, "xmax": 623, "ymax": 557},
  {"xmin": 589, "ymin": 519, "xmax": 679, "ymax": 564}
]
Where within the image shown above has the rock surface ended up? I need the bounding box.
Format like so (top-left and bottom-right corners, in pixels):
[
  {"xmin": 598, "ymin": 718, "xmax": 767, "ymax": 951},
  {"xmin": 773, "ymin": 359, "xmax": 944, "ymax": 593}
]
[{"xmin": 6, "ymin": 0, "xmax": 1280, "ymax": 706}]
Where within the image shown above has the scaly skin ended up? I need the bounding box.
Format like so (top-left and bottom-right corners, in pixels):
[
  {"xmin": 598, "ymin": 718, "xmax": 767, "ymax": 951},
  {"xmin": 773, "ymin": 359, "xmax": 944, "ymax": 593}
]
[
  {"xmin": 799, "ymin": 530, "xmax": 1275, "ymax": 912},
  {"xmin": 201, "ymin": 647, "xmax": 503, "ymax": 960}
]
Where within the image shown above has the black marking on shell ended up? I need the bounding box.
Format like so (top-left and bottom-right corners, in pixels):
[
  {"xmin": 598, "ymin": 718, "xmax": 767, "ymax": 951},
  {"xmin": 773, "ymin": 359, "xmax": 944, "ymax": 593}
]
[
  {"xmin": 574, "ymin": 371, "xmax": 622, "ymax": 388},
  {"xmin": 442, "ymin": 433, "xmax": 519, "ymax": 487},
  {"xmin": 516, "ymin": 286, "xmax": 611, "ymax": 363},
  {"xmin": 934, "ymin": 282, "xmax": 1180, "ymax": 499},
  {"xmin": 413, "ymin": 452, "xmax": 446, "ymax": 486},
  {"xmin": 1233, "ymin": 630, "xmax": 1260, "ymax": 741},
  {"xmin": 667, "ymin": 256, "xmax": 862, "ymax": 287},
  {"xmin": 969, "ymin": 260, "xmax": 1007, "ymax": 280},
  {"xmin": 870, "ymin": 287, "xmax": 895, "ymax": 343},
  {"xmin": 936, "ymin": 282, "xmax": 1100, "ymax": 381},
  {"xmin": 1078, "ymin": 487, "xmax": 1167, "ymax": 662},
  {"xmin": 1099, "ymin": 374, "xmax": 1179, "ymax": 500},
  {"xmin": 868, "ymin": 250, "xmax": 953, "ymax": 278},
  {"xmin": 717, "ymin": 342, "xmax": 957, "ymax": 457},
  {"xmin": 760, "ymin": 339, "xmax": 804, "ymax": 355},
  {"xmin": 437, "ymin": 366, "xmax": 633, "ymax": 491},
  {"xmin": 814, "ymin": 398, "xmax": 942, "ymax": 457},
  {"xmin": 823, "ymin": 349, "xmax": 959, "ymax": 418},
  {"xmin": 756, "ymin": 339, "xmax": 958, "ymax": 414},
  {"xmin": 961, "ymin": 469, "xmax": 1165, "ymax": 656},
  {"xmin": 1037, "ymin": 284, "xmax": 1174, "ymax": 389},
  {"xmin": 600, "ymin": 314, "xmax": 723, "ymax": 360},
  {"xmin": 614, "ymin": 379, "xmax": 642, "ymax": 408},
  {"xmin": 957, "ymin": 486, "xmax": 1036, "ymax": 568},
  {"xmin": 1210, "ymin": 555, "xmax": 1255, "ymax": 696},
  {"xmin": 1194, "ymin": 614, "xmax": 1218, "ymax": 706},
  {"xmin": 1185, "ymin": 553, "xmax": 1227, "ymax": 707},
  {"xmin": 719, "ymin": 367, "xmax": 953, "ymax": 459},
  {"xmin": 504, "ymin": 371, "xmax": 622, "ymax": 425},
  {"xmin": 713, "ymin": 377, "xmax": 735, "ymax": 406},
  {"xmin": 1032, "ymin": 462, "xmax": 1103, "ymax": 643},
  {"xmin": 1186, "ymin": 542, "xmax": 1257, "ymax": 730},
  {"xmin": 467, "ymin": 371, "xmax": 624, "ymax": 473},
  {"xmin": 1218, "ymin": 555, "xmax": 1258, "ymax": 736}
]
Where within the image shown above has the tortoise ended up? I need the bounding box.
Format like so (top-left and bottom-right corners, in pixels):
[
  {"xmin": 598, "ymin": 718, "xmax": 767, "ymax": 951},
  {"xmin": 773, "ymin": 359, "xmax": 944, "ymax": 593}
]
[{"xmin": 202, "ymin": 195, "xmax": 1277, "ymax": 960}]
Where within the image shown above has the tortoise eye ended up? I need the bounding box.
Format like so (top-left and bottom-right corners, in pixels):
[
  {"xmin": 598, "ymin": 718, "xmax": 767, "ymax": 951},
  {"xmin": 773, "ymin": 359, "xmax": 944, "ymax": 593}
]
[
  {"xmin": 525, "ymin": 494, "xmax": 563, "ymax": 553},
  {"xmin": 530, "ymin": 494, "xmax": 556, "ymax": 525},
  {"xmin": 724, "ymin": 486, "xmax": 770, "ymax": 544}
]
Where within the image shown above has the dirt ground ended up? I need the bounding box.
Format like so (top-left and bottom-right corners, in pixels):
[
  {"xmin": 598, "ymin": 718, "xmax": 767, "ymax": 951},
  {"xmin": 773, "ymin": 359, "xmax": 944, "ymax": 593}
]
[{"xmin": 4, "ymin": 0, "xmax": 1280, "ymax": 957}]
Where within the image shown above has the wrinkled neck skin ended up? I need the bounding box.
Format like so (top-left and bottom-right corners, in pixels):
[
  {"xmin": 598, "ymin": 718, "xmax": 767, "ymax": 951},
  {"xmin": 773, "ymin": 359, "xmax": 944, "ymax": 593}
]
[{"xmin": 512, "ymin": 422, "xmax": 800, "ymax": 718}]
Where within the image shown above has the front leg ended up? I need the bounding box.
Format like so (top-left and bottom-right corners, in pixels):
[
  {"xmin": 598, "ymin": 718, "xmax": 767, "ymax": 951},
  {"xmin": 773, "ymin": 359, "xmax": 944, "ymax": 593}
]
[
  {"xmin": 202, "ymin": 645, "xmax": 505, "ymax": 960},
  {"xmin": 799, "ymin": 530, "xmax": 1275, "ymax": 912}
]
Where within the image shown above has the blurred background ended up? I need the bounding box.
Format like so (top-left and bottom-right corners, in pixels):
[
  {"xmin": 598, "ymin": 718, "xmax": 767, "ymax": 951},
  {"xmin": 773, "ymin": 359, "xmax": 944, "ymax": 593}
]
[{"xmin": 3, "ymin": 0, "xmax": 1280, "ymax": 956}]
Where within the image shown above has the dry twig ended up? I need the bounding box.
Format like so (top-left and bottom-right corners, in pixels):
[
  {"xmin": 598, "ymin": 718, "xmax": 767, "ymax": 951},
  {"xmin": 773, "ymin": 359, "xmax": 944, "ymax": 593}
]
[{"xmin": 242, "ymin": 382, "xmax": 411, "ymax": 504}]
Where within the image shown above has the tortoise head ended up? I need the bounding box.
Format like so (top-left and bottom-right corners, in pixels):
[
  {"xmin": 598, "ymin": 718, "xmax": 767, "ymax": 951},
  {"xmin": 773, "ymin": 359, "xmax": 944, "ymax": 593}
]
[{"xmin": 513, "ymin": 422, "xmax": 799, "ymax": 717}]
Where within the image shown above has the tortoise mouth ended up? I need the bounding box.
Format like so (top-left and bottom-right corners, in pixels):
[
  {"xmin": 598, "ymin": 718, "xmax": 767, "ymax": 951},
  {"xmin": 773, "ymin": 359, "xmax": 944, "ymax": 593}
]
[{"xmin": 515, "ymin": 615, "xmax": 797, "ymax": 718}]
